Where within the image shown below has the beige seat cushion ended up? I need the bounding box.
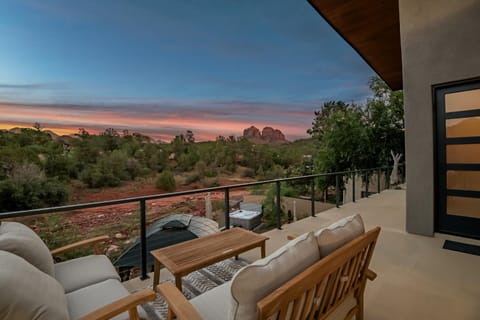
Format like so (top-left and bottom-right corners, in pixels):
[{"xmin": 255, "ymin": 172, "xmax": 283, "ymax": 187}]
[
  {"xmin": 315, "ymin": 214, "xmax": 365, "ymax": 257},
  {"xmin": 229, "ymin": 231, "xmax": 320, "ymax": 320},
  {"xmin": 0, "ymin": 250, "xmax": 69, "ymax": 320},
  {"xmin": 66, "ymin": 279, "xmax": 147, "ymax": 320},
  {"xmin": 0, "ymin": 221, "xmax": 54, "ymax": 276},
  {"xmin": 55, "ymin": 254, "xmax": 121, "ymax": 293},
  {"xmin": 190, "ymin": 282, "xmax": 231, "ymax": 320}
]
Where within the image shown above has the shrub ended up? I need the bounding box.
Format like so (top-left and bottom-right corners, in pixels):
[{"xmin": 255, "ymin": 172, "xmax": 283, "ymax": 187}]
[
  {"xmin": 0, "ymin": 163, "xmax": 69, "ymax": 212},
  {"xmin": 40, "ymin": 178, "xmax": 70, "ymax": 206},
  {"xmin": 0, "ymin": 180, "xmax": 18, "ymax": 212},
  {"xmin": 262, "ymin": 183, "xmax": 287, "ymax": 228},
  {"xmin": 80, "ymin": 165, "xmax": 122, "ymax": 188},
  {"xmin": 212, "ymin": 199, "xmax": 225, "ymax": 211},
  {"xmin": 80, "ymin": 166, "xmax": 100, "ymax": 188},
  {"xmin": 102, "ymin": 173, "xmax": 121, "ymax": 187},
  {"xmin": 264, "ymin": 164, "xmax": 285, "ymax": 180},
  {"xmin": 195, "ymin": 160, "xmax": 207, "ymax": 178},
  {"xmin": 156, "ymin": 170, "xmax": 176, "ymax": 192},
  {"xmin": 203, "ymin": 177, "xmax": 219, "ymax": 188},
  {"xmin": 126, "ymin": 157, "xmax": 141, "ymax": 179},
  {"xmin": 242, "ymin": 168, "xmax": 255, "ymax": 178},
  {"xmin": 282, "ymin": 184, "xmax": 301, "ymax": 198},
  {"xmin": 183, "ymin": 174, "xmax": 201, "ymax": 185},
  {"xmin": 204, "ymin": 167, "xmax": 217, "ymax": 178}
]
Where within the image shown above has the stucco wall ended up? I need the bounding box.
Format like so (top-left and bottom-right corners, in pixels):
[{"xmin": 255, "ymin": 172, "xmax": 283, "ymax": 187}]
[{"xmin": 399, "ymin": 0, "xmax": 480, "ymax": 235}]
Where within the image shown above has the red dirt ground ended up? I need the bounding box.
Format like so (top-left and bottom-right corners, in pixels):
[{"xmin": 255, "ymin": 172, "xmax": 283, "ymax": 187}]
[{"xmin": 65, "ymin": 177, "xmax": 251, "ymax": 233}]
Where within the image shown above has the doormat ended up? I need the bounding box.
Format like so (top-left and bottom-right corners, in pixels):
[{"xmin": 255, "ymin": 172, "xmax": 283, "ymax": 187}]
[
  {"xmin": 140, "ymin": 258, "xmax": 249, "ymax": 320},
  {"xmin": 443, "ymin": 240, "xmax": 480, "ymax": 256}
]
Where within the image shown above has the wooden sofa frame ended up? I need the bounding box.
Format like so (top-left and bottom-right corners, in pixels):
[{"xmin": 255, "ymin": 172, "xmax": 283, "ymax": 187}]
[{"xmin": 158, "ymin": 227, "xmax": 381, "ymax": 320}]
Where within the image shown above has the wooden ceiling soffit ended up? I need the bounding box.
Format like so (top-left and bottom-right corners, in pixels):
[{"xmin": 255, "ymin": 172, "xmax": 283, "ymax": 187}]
[{"xmin": 308, "ymin": 0, "xmax": 403, "ymax": 90}]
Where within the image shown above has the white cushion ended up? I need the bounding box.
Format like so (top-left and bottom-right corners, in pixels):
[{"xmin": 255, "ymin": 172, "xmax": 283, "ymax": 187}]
[
  {"xmin": 190, "ymin": 282, "xmax": 231, "ymax": 320},
  {"xmin": 229, "ymin": 232, "xmax": 320, "ymax": 320},
  {"xmin": 55, "ymin": 254, "xmax": 121, "ymax": 293},
  {"xmin": 0, "ymin": 250, "xmax": 69, "ymax": 320},
  {"xmin": 315, "ymin": 214, "xmax": 365, "ymax": 257},
  {"xmin": 0, "ymin": 221, "xmax": 54, "ymax": 276},
  {"xmin": 66, "ymin": 279, "xmax": 147, "ymax": 320}
]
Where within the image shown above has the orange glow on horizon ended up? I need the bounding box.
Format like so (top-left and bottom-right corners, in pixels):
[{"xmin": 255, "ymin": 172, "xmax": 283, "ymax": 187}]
[{"xmin": 0, "ymin": 102, "xmax": 311, "ymax": 142}]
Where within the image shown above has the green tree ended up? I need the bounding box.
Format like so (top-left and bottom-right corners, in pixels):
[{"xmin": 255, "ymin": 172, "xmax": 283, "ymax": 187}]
[
  {"xmin": 316, "ymin": 104, "xmax": 369, "ymax": 173},
  {"xmin": 309, "ymin": 77, "xmax": 404, "ymax": 172},
  {"xmin": 365, "ymin": 76, "xmax": 405, "ymax": 166},
  {"xmin": 33, "ymin": 122, "xmax": 42, "ymax": 131},
  {"xmin": 102, "ymin": 128, "xmax": 120, "ymax": 152},
  {"xmin": 171, "ymin": 131, "xmax": 199, "ymax": 171},
  {"xmin": 307, "ymin": 101, "xmax": 350, "ymax": 140},
  {"xmin": 308, "ymin": 101, "xmax": 369, "ymax": 194}
]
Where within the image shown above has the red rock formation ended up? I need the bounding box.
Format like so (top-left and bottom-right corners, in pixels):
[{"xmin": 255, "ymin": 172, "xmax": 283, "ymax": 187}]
[
  {"xmin": 243, "ymin": 126, "xmax": 289, "ymax": 144},
  {"xmin": 243, "ymin": 126, "xmax": 262, "ymax": 139}
]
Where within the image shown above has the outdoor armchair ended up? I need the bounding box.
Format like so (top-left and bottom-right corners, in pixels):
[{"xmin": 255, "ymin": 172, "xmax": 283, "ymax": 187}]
[{"xmin": 0, "ymin": 221, "xmax": 155, "ymax": 319}]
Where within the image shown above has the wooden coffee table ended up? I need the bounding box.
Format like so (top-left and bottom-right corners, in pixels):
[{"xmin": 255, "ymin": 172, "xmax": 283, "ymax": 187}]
[{"xmin": 151, "ymin": 227, "xmax": 268, "ymax": 291}]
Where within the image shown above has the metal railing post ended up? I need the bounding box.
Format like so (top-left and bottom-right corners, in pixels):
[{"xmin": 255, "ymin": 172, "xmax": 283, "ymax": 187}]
[
  {"xmin": 139, "ymin": 199, "xmax": 149, "ymax": 280},
  {"xmin": 224, "ymin": 188, "xmax": 230, "ymax": 229},
  {"xmin": 377, "ymin": 168, "xmax": 381, "ymax": 194},
  {"xmin": 386, "ymin": 167, "xmax": 390, "ymax": 189},
  {"xmin": 311, "ymin": 178, "xmax": 315, "ymax": 217},
  {"xmin": 352, "ymin": 171, "xmax": 356, "ymax": 202},
  {"xmin": 365, "ymin": 170, "xmax": 369, "ymax": 198},
  {"xmin": 276, "ymin": 181, "xmax": 282, "ymax": 229},
  {"xmin": 335, "ymin": 174, "xmax": 340, "ymax": 208}
]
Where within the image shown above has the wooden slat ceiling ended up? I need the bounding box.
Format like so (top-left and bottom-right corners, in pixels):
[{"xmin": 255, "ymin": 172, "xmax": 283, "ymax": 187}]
[{"xmin": 308, "ymin": 0, "xmax": 403, "ymax": 90}]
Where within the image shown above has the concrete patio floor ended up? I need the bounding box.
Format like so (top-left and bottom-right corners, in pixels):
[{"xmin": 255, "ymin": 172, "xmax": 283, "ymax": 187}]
[{"xmin": 126, "ymin": 187, "xmax": 480, "ymax": 319}]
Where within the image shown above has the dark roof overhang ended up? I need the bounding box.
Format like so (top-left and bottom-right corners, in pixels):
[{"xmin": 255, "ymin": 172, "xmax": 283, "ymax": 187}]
[{"xmin": 308, "ymin": 0, "xmax": 403, "ymax": 90}]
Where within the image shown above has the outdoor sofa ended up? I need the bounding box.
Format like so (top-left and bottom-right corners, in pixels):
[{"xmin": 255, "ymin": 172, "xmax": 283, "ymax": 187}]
[
  {"xmin": 0, "ymin": 221, "xmax": 155, "ymax": 320},
  {"xmin": 158, "ymin": 214, "xmax": 379, "ymax": 320}
]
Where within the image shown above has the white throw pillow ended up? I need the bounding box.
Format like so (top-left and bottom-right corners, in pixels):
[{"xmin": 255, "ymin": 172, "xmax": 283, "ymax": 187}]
[
  {"xmin": 0, "ymin": 250, "xmax": 69, "ymax": 320},
  {"xmin": 315, "ymin": 214, "xmax": 365, "ymax": 257},
  {"xmin": 0, "ymin": 221, "xmax": 55, "ymax": 276},
  {"xmin": 229, "ymin": 231, "xmax": 320, "ymax": 320}
]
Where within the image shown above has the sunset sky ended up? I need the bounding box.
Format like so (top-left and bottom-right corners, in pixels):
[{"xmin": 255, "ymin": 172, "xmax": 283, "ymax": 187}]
[{"xmin": 0, "ymin": 0, "xmax": 375, "ymax": 141}]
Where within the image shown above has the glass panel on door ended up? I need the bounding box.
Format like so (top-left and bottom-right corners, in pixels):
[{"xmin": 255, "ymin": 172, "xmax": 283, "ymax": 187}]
[
  {"xmin": 445, "ymin": 88, "xmax": 480, "ymax": 112},
  {"xmin": 446, "ymin": 144, "xmax": 480, "ymax": 164},
  {"xmin": 446, "ymin": 117, "xmax": 480, "ymax": 137},
  {"xmin": 447, "ymin": 196, "xmax": 480, "ymax": 218},
  {"xmin": 447, "ymin": 170, "xmax": 480, "ymax": 191}
]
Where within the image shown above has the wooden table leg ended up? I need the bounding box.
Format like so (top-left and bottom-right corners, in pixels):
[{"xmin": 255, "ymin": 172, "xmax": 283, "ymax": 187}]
[
  {"xmin": 261, "ymin": 242, "xmax": 266, "ymax": 258},
  {"xmin": 153, "ymin": 259, "xmax": 160, "ymax": 290},
  {"xmin": 167, "ymin": 308, "xmax": 174, "ymax": 320},
  {"xmin": 175, "ymin": 275, "xmax": 182, "ymax": 292}
]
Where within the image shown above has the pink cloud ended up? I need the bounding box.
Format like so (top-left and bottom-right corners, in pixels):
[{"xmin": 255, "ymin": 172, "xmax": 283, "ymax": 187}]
[{"xmin": 0, "ymin": 101, "xmax": 313, "ymax": 141}]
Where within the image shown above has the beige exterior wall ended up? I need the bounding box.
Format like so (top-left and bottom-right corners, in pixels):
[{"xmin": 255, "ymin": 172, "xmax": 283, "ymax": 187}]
[{"xmin": 399, "ymin": 0, "xmax": 480, "ymax": 235}]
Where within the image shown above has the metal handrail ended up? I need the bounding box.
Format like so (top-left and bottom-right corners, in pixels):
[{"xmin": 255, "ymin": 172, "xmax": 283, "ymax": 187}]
[{"xmin": 0, "ymin": 164, "xmax": 403, "ymax": 279}]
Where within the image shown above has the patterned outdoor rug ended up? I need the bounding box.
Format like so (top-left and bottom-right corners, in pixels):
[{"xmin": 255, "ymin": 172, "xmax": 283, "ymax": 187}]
[{"xmin": 141, "ymin": 258, "xmax": 249, "ymax": 320}]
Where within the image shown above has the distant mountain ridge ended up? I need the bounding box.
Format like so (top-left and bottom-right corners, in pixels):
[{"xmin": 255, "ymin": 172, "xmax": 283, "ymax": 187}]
[
  {"xmin": 5, "ymin": 127, "xmax": 77, "ymax": 142},
  {"xmin": 243, "ymin": 126, "xmax": 289, "ymax": 144},
  {"xmin": 3, "ymin": 125, "xmax": 290, "ymax": 144}
]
